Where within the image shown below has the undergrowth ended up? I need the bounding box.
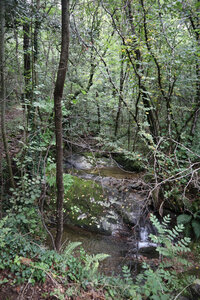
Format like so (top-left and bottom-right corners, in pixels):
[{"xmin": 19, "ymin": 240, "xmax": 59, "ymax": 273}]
[{"xmin": 0, "ymin": 175, "xmax": 199, "ymax": 299}]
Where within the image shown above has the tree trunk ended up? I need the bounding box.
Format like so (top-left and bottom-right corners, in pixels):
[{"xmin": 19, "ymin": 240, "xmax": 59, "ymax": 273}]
[
  {"xmin": 0, "ymin": 0, "xmax": 15, "ymax": 189},
  {"xmin": 54, "ymin": 0, "xmax": 70, "ymax": 252},
  {"xmin": 190, "ymin": 0, "xmax": 200, "ymax": 138},
  {"xmin": 125, "ymin": 0, "xmax": 158, "ymax": 141},
  {"xmin": 33, "ymin": 0, "xmax": 41, "ymax": 87},
  {"xmin": 114, "ymin": 53, "xmax": 124, "ymax": 136},
  {"xmin": 23, "ymin": 20, "xmax": 32, "ymax": 138},
  {"xmin": 23, "ymin": 22, "xmax": 32, "ymax": 102},
  {"xmin": 96, "ymin": 92, "xmax": 101, "ymax": 133}
]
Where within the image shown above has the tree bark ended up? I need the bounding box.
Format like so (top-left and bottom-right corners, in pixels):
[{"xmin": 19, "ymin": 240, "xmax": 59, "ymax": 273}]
[
  {"xmin": 54, "ymin": 0, "xmax": 70, "ymax": 252},
  {"xmin": 0, "ymin": 0, "xmax": 15, "ymax": 189},
  {"xmin": 124, "ymin": 0, "xmax": 159, "ymax": 141},
  {"xmin": 23, "ymin": 22, "xmax": 32, "ymax": 101},
  {"xmin": 33, "ymin": 0, "xmax": 41, "ymax": 87},
  {"xmin": 114, "ymin": 53, "xmax": 124, "ymax": 136}
]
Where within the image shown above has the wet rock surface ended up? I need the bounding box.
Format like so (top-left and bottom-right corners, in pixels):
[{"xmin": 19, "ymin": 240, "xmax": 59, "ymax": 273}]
[
  {"xmin": 64, "ymin": 153, "xmax": 153, "ymax": 239},
  {"xmin": 61, "ymin": 152, "xmax": 158, "ymax": 275},
  {"xmin": 65, "ymin": 154, "xmax": 94, "ymax": 170}
]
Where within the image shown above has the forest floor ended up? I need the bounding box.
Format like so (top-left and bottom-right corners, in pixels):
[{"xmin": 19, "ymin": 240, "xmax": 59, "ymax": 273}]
[
  {"xmin": 0, "ymin": 270, "xmax": 106, "ymax": 300},
  {"xmin": 0, "ymin": 250, "xmax": 199, "ymax": 300},
  {"xmin": 0, "ymin": 105, "xmax": 23, "ymax": 179},
  {"xmin": 0, "ymin": 103, "xmax": 23, "ymax": 162}
]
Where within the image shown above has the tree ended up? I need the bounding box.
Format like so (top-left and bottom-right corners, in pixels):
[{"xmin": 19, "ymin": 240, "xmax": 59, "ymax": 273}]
[
  {"xmin": 0, "ymin": 0, "xmax": 15, "ymax": 190},
  {"xmin": 54, "ymin": 0, "xmax": 70, "ymax": 252}
]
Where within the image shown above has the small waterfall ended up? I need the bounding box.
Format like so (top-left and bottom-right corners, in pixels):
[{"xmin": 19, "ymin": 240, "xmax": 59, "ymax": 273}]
[
  {"xmin": 138, "ymin": 226, "xmax": 157, "ymax": 249},
  {"xmin": 140, "ymin": 226, "xmax": 149, "ymax": 242}
]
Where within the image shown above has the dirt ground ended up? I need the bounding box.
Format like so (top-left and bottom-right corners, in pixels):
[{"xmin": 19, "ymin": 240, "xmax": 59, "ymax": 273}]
[
  {"xmin": 0, "ymin": 104, "xmax": 23, "ymax": 161},
  {"xmin": 0, "ymin": 272, "xmax": 106, "ymax": 300}
]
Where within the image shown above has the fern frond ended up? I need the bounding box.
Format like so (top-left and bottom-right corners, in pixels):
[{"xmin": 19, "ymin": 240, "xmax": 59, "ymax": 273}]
[
  {"xmin": 83, "ymin": 253, "xmax": 110, "ymax": 278},
  {"xmin": 63, "ymin": 242, "xmax": 82, "ymax": 258}
]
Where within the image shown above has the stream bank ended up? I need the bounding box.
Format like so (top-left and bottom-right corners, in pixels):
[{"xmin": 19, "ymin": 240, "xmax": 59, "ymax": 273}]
[{"xmin": 59, "ymin": 152, "xmax": 157, "ymax": 275}]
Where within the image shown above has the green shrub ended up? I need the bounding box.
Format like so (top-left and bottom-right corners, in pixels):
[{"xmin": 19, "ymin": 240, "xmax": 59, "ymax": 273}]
[
  {"xmin": 177, "ymin": 212, "xmax": 200, "ymax": 240},
  {"xmin": 136, "ymin": 214, "xmax": 194, "ymax": 300}
]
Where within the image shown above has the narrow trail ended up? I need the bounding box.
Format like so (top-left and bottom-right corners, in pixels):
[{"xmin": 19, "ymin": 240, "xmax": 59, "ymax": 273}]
[{"xmin": 0, "ymin": 104, "xmax": 23, "ymax": 162}]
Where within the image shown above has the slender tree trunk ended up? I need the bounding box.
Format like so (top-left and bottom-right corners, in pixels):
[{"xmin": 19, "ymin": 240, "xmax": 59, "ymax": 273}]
[
  {"xmin": 190, "ymin": 0, "xmax": 200, "ymax": 138},
  {"xmin": 23, "ymin": 21, "xmax": 32, "ymax": 138},
  {"xmin": 33, "ymin": 0, "xmax": 40, "ymax": 87},
  {"xmin": 54, "ymin": 0, "xmax": 70, "ymax": 252},
  {"xmin": 115, "ymin": 53, "xmax": 124, "ymax": 136},
  {"xmin": 0, "ymin": 0, "xmax": 15, "ymax": 189},
  {"xmin": 127, "ymin": 113, "xmax": 131, "ymax": 150},
  {"xmin": 23, "ymin": 23, "xmax": 32, "ymax": 102},
  {"xmin": 125, "ymin": 0, "xmax": 158, "ymax": 141},
  {"xmin": 96, "ymin": 92, "xmax": 101, "ymax": 133}
]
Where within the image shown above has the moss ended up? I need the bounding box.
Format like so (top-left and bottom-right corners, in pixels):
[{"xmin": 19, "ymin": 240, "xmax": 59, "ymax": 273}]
[
  {"xmin": 82, "ymin": 152, "xmax": 94, "ymax": 158},
  {"xmin": 83, "ymin": 151, "xmax": 108, "ymax": 160},
  {"xmin": 112, "ymin": 153, "xmax": 145, "ymax": 172},
  {"xmin": 63, "ymin": 176, "xmax": 108, "ymax": 229}
]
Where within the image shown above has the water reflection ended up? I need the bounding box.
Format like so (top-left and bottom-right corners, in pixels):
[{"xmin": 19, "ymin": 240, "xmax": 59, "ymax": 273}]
[{"xmin": 62, "ymin": 224, "xmax": 139, "ymax": 276}]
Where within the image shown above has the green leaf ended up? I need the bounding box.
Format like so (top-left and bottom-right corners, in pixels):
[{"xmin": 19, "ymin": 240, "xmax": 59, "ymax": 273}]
[
  {"xmin": 192, "ymin": 220, "xmax": 200, "ymax": 239},
  {"xmin": 195, "ymin": 2, "xmax": 200, "ymax": 8},
  {"xmin": 177, "ymin": 214, "xmax": 192, "ymax": 225}
]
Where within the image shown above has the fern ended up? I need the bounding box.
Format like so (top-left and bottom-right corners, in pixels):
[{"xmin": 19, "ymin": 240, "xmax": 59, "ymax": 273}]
[
  {"xmin": 63, "ymin": 242, "xmax": 82, "ymax": 259},
  {"xmin": 84, "ymin": 253, "xmax": 110, "ymax": 276},
  {"xmin": 122, "ymin": 265, "xmax": 133, "ymax": 285},
  {"xmin": 136, "ymin": 215, "xmax": 195, "ymax": 299},
  {"xmin": 150, "ymin": 214, "xmax": 191, "ymax": 258}
]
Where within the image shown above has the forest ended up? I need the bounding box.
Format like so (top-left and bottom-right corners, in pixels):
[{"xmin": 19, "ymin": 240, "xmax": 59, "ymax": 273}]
[{"xmin": 0, "ymin": 0, "xmax": 200, "ymax": 299}]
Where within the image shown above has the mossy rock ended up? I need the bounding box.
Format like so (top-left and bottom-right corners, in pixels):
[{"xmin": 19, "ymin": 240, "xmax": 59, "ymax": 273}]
[
  {"xmin": 82, "ymin": 152, "xmax": 113, "ymax": 168},
  {"xmin": 63, "ymin": 176, "xmax": 109, "ymax": 230},
  {"xmin": 83, "ymin": 151, "xmax": 109, "ymax": 159},
  {"xmin": 112, "ymin": 153, "xmax": 145, "ymax": 172}
]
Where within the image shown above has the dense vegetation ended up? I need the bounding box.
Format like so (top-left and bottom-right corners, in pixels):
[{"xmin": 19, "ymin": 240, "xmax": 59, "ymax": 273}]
[{"xmin": 0, "ymin": 0, "xmax": 200, "ymax": 299}]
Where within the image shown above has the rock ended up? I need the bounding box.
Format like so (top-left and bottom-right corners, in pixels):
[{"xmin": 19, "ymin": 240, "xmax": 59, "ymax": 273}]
[
  {"xmin": 138, "ymin": 246, "xmax": 157, "ymax": 255},
  {"xmin": 129, "ymin": 181, "xmax": 143, "ymax": 190},
  {"xmin": 112, "ymin": 152, "xmax": 146, "ymax": 172},
  {"xmin": 63, "ymin": 152, "xmax": 149, "ymax": 239},
  {"xmin": 65, "ymin": 154, "xmax": 93, "ymax": 170},
  {"xmin": 63, "ymin": 176, "xmax": 108, "ymax": 231},
  {"xmin": 189, "ymin": 283, "xmax": 200, "ymax": 298}
]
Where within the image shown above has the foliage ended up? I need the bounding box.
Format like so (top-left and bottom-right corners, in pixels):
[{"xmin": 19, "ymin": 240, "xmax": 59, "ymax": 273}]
[
  {"xmin": 146, "ymin": 136, "xmax": 200, "ymax": 212},
  {"xmin": 8, "ymin": 175, "xmax": 43, "ymax": 236},
  {"xmin": 0, "ymin": 175, "xmax": 45, "ymax": 282},
  {"xmin": 46, "ymin": 159, "xmax": 74, "ymax": 192},
  {"xmin": 0, "ymin": 217, "xmax": 10, "ymax": 248},
  {"xmin": 177, "ymin": 211, "xmax": 200, "ymax": 240},
  {"xmin": 96, "ymin": 136, "xmax": 146, "ymax": 171},
  {"xmin": 0, "ymin": 219, "xmax": 110, "ymax": 289},
  {"xmin": 136, "ymin": 214, "xmax": 193, "ymax": 300},
  {"xmin": 1, "ymin": 0, "xmax": 200, "ymax": 298},
  {"xmin": 0, "ymin": 205, "xmax": 198, "ymax": 299},
  {"xmin": 52, "ymin": 215, "xmax": 198, "ymax": 300},
  {"xmin": 82, "ymin": 253, "xmax": 110, "ymax": 282},
  {"xmin": 149, "ymin": 214, "xmax": 191, "ymax": 257}
]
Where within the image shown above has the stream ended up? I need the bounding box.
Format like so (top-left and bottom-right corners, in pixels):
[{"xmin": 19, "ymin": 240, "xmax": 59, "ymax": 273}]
[{"xmin": 62, "ymin": 153, "xmax": 157, "ymax": 275}]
